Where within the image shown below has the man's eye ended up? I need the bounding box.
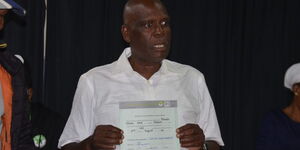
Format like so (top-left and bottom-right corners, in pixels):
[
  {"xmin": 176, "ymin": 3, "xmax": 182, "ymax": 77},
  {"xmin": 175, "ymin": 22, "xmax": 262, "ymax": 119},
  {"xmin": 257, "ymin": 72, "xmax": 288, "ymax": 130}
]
[
  {"xmin": 144, "ymin": 23, "xmax": 152, "ymax": 28},
  {"xmin": 161, "ymin": 21, "xmax": 169, "ymax": 27}
]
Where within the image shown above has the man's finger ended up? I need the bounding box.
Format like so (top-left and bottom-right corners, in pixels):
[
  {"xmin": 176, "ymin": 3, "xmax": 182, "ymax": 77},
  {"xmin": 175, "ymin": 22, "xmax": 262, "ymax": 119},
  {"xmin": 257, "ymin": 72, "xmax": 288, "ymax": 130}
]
[
  {"xmin": 96, "ymin": 125, "xmax": 123, "ymax": 133},
  {"xmin": 180, "ymin": 139, "xmax": 202, "ymax": 148},
  {"xmin": 104, "ymin": 130, "xmax": 124, "ymax": 139},
  {"xmin": 100, "ymin": 137, "xmax": 123, "ymax": 145},
  {"xmin": 177, "ymin": 124, "xmax": 195, "ymax": 133},
  {"xmin": 177, "ymin": 124, "xmax": 202, "ymax": 138},
  {"xmin": 180, "ymin": 134, "xmax": 203, "ymax": 144},
  {"xmin": 91, "ymin": 142, "xmax": 116, "ymax": 150}
]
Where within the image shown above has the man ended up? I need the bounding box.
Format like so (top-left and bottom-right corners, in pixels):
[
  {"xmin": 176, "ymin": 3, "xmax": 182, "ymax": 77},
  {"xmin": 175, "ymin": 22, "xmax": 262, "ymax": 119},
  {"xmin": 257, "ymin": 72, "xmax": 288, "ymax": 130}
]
[
  {"xmin": 0, "ymin": 0, "xmax": 33, "ymax": 150},
  {"xmin": 58, "ymin": 0, "xmax": 224, "ymax": 150}
]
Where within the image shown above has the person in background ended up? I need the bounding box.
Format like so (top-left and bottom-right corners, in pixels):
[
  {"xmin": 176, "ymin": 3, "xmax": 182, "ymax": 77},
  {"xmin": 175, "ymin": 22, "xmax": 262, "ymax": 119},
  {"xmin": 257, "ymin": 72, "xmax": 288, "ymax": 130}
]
[
  {"xmin": 58, "ymin": 0, "xmax": 224, "ymax": 150},
  {"xmin": 256, "ymin": 63, "xmax": 300, "ymax": 150},
  {"xmin": 0, "ymin": 0, "xmax": 34, "ymax": 149},
  {"xmin": 23, "ymin": 61, "xmax": 65, "ymax": 150},
  {"xmin": 30, "ymin": 102, "xmax": 65, "ymax": 150}
]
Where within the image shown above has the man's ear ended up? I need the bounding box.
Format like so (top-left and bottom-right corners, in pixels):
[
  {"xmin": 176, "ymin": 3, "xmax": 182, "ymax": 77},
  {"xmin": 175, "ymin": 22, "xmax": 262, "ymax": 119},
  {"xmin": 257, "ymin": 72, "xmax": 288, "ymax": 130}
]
[
  {"xmin": 292, "ymin": 83, "xmax": 300, "ymax": 94},
  {"xmin": 121, "ymin": 25, "xmax": 131, "ymax": 43}
]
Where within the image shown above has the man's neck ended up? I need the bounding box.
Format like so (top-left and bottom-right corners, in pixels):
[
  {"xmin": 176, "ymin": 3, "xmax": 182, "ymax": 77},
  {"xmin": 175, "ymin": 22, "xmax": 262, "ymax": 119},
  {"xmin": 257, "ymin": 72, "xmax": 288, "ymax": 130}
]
[
  {"xmin": 284, "ymin": 97, "xmax": 300, "ymax": 122},
  {"xmin": 128, "ymin": 57, "xmax": 161, "ymax": 80}
]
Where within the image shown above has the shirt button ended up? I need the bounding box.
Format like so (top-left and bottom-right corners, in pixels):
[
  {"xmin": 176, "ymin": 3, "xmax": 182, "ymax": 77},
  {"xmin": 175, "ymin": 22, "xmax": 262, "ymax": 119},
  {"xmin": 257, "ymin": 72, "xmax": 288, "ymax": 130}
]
[{"xmin": 148, "ymin": 80, "xmax": 153, "ymax": 85}]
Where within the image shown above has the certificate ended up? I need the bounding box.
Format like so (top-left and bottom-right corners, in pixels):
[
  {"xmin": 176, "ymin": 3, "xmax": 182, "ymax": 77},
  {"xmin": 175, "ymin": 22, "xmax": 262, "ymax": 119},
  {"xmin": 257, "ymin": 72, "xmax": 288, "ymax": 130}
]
[{"xmin": 119, "ymin": 100, "xmax": 180, "ymax": 150}]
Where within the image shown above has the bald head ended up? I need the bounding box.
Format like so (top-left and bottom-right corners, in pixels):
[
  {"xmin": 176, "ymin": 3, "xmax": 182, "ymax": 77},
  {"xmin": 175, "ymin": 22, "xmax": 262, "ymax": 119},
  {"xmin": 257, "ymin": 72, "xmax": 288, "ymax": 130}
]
[
  {"xmin": 123, "ymin": 0, "xmax": 168, "ymax": 25},
  {"xmin": 120, "ymin": 0, "xmax": 171, "ymax": 67}
]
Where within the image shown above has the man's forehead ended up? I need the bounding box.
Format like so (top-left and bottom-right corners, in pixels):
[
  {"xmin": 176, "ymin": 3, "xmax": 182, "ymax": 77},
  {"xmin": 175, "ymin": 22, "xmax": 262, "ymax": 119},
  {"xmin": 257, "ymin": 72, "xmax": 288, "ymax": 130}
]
[
  {"xmin": 124, "ymin": 0, "xmax": 168, "ymax": 23},
  {"xmin": 137, "ymin": 13, "xmax": 169, "ymax": 23},
  {"xmin": 126, "ymin": 0, "xmax": 163, "ymax": 7}
]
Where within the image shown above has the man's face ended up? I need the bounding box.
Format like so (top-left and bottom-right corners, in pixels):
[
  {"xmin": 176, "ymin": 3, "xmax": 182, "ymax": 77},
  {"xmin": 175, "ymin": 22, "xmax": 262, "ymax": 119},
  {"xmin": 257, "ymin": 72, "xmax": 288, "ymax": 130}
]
[
  {"xmin": 0, "ymin": 10, "xmax": 8, "ymax": 31},
  {"xmin": 122, "ymin": 2, "xmax": 171, "ymax": 64}
]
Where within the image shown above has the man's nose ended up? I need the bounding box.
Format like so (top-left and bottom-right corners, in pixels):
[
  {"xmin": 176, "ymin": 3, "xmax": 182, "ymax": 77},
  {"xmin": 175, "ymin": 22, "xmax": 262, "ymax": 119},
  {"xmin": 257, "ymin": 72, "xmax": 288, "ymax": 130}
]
[{"xmin": 153, "ymin": 23, "xmax": 164, "ymax": 37}]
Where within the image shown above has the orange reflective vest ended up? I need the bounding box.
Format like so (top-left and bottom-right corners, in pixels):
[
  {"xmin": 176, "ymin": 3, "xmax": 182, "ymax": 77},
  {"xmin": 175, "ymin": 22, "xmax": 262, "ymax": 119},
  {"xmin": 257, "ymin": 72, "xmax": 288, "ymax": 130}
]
[{"xmin": 0, "ymin": 65, "xmax": 12, "ymax": 150}]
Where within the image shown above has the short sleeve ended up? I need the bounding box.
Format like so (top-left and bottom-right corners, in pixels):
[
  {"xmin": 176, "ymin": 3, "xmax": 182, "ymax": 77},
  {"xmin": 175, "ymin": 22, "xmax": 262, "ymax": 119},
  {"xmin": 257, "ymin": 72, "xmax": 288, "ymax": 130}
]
[
  {"xmin": 58, "ymin": 74, "xmax": 95, "ymax": 148},
  {"xmin": 197, "ymin": 75, "xmax": 224, "ymax": 146}
]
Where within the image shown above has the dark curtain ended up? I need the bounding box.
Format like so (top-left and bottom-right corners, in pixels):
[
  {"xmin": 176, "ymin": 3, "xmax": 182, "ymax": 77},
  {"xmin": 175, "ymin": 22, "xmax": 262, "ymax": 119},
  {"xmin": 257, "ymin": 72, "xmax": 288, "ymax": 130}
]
[
  {"xmin": 4, "ymin": 0, "xmax": 45, "ymax": 105},
  {"xmin": 6, "ymin": 0, "xmax": 300, "ymax": 150}
]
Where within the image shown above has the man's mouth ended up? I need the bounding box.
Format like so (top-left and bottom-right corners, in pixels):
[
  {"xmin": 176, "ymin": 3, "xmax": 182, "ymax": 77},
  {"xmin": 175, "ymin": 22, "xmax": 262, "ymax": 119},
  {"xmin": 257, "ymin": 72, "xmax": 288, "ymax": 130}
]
[{"xmin": 153, "ymin": 44, "xmax": 165, "ymax": 49}]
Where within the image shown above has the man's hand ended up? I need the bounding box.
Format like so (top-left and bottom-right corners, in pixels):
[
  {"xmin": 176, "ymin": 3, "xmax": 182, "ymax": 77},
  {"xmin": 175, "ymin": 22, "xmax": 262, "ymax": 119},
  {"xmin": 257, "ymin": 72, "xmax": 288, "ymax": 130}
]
[
  {"xmin": 176, "ymin": 124, "xmax": 205, "ymax": 150},
  {"xmin": 90, "ymin": 125, "xmax": 124, "ymax": 150}
]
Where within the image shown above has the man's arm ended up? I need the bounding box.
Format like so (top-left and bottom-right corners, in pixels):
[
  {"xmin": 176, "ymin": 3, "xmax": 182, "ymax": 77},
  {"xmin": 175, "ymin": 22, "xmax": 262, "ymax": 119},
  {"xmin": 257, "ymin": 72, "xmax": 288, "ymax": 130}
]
[
  {"xmin": 176, "ymin": 124, "xmax": 220, "ymax": 150},
  {"xmin": 62, "ymin": 137, "xmax": 92, "ymax": 150},
  {"xmin": 61, "ymin": 125, "xmax": 123, "ymax": 150},
  {"xmin": 206, "ymin": 141, "xmax": 220, "ymax": 150}
]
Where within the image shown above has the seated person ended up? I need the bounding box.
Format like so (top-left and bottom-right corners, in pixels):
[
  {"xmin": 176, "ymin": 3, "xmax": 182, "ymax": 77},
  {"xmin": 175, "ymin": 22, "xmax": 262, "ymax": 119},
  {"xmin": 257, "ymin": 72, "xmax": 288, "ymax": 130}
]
[{"xmin": 256, "ymin": 63, "xmax": 300, "ymax": 150}]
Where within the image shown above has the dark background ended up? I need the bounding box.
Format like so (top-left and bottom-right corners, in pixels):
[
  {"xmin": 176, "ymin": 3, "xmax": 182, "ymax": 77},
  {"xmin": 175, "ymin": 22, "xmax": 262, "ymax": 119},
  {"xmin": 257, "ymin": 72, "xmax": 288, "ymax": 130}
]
[{"xmin": 3, "ymin": 0, "xmax": 300, "ymax": 149}]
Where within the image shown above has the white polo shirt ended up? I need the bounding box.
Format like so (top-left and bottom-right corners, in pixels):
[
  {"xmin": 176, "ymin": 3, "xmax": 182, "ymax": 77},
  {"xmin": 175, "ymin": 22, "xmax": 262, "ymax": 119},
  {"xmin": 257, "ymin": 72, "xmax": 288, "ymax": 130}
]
[{"xmin": 58, "ymin": 47, "xmax": 224, "ymax": 149}]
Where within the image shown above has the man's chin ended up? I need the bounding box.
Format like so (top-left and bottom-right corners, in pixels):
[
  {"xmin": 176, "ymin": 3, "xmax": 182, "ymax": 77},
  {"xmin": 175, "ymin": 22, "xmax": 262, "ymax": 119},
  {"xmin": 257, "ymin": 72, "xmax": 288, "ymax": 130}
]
[
  {"xmin": 152, "ymin": 50, "xmax": 169, "ymax": 59},
  {"xmin": 152, "ymin": 56, "xmax": 167, "ymax": 63}
]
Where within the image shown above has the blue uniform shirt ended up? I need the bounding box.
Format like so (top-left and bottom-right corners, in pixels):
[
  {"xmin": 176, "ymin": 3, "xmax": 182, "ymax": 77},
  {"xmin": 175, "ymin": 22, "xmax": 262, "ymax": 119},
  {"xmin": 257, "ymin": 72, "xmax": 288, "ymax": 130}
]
[{"xmin": 257, "ymin": 109, "xmax": 300, "ymax": 150}]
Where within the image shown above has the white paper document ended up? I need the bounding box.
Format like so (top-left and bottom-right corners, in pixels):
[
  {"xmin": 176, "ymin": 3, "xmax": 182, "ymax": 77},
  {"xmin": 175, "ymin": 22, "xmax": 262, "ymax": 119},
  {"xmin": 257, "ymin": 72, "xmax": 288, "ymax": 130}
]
[{"xmin": 119, "ymin": 100, "xmax": 180, "ymax": 150}]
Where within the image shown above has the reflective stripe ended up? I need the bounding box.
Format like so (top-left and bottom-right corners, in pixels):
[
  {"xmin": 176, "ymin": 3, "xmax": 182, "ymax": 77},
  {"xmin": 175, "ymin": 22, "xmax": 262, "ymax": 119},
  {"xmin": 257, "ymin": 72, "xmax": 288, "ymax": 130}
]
[{"xmin": 0, "ymin": 82, "xmax": 3, "ymax": 150}]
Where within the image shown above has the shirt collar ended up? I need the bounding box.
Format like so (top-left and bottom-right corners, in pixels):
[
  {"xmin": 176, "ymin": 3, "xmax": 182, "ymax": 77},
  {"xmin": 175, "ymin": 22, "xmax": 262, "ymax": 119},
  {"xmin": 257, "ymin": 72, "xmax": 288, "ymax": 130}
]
[
  {"xmin": 112, "ymin": 47, "xmax": 169, "ymax": 75},
  {"xmin": 112, "ymin": 47, "xmax": 134, "ymax": 75}
]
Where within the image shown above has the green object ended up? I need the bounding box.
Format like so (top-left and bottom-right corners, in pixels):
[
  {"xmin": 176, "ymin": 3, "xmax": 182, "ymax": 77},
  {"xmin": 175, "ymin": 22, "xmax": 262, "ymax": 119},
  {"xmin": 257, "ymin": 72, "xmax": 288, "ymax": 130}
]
[{"xmin": 33, "ymin": 134, "xmax": 46, "ymax": 148}]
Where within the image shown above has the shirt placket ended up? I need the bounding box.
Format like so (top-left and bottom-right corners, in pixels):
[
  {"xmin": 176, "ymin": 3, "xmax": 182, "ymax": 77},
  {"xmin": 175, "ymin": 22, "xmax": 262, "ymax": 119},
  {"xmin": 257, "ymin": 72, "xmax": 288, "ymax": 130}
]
[{"xmin": 144, "ymin": 78, "xmax": 155, "ymax": 100}]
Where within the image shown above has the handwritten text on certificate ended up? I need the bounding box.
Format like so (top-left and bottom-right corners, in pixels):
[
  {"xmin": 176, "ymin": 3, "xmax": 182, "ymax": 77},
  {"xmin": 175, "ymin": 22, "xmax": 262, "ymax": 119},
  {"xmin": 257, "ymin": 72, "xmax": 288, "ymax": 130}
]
[{"xmin": 119, "ymin": 100, "xmax": 180, "ymax": 150}]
